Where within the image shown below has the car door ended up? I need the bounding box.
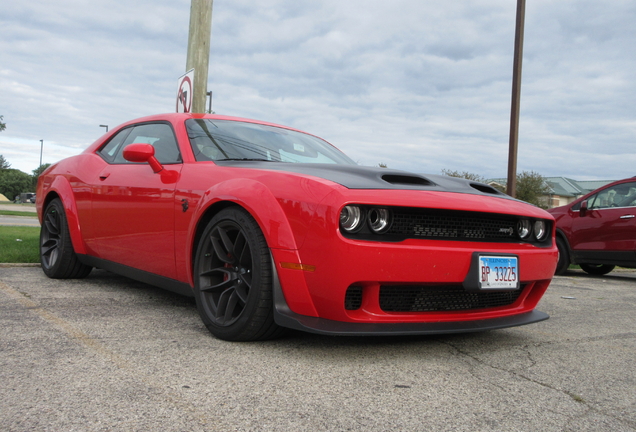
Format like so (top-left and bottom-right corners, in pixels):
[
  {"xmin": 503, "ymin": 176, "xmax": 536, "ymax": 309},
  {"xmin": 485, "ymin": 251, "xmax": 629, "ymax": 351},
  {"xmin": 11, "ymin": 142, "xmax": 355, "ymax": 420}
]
[
  {"xmin": 91, "ymin": 122, "xmax": 183, "ymax": 279},
  {"xmin": 569, "ymin": 181, "xmax": 636, "ymax": 257}
]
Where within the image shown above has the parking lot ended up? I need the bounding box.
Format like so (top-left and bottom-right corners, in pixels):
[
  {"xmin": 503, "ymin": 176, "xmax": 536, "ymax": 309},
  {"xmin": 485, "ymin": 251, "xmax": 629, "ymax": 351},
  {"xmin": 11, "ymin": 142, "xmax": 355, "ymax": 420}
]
[{"xmin": 0, "ymin": 265, "xmax": 634, "ymax": 431}]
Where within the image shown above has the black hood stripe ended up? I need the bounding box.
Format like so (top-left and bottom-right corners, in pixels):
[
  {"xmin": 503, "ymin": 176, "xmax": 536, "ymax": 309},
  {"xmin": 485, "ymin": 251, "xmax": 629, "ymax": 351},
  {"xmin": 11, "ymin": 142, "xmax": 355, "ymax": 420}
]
[{"xmin": 214, "ymin": 161, "xmax": 509, "ymax": 198}]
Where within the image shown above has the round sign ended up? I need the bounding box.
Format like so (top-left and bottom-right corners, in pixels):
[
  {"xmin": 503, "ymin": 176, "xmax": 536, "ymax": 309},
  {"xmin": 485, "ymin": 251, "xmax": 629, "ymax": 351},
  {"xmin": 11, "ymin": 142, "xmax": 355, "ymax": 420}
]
[{"xmin": 176, "ymin": 72, "xmax": 193, "ymax": 113}]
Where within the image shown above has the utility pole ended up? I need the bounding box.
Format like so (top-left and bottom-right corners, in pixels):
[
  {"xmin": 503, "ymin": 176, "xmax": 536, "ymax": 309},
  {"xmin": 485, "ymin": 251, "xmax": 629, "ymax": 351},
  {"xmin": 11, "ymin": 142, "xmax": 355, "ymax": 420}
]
[
  {"xmin": 506, "ymin": 0, "xmax": 525, "ymax": 198},
  {"xmin": 186, "ymin": 0, "xmax": 214, "ymax": 114}
]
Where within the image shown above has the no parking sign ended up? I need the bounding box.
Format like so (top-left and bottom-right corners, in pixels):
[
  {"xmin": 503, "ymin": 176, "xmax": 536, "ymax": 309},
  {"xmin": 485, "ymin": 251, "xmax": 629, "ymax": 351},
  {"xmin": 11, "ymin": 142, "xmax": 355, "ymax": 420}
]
[{"xmin": 176, "ymin": 69, "xmax": 194, "ymax": 113}]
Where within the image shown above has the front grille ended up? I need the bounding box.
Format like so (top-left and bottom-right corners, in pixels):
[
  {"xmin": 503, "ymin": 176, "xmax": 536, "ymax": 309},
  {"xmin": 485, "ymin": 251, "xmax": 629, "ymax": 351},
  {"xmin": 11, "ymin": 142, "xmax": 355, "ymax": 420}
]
[
  {"xmin": 379, "ymin": 285, "xmax": 524, "ymax": 312},
  {"xmin": 388, "ymin": 209, "xmax": 518, "ymax": 242}
]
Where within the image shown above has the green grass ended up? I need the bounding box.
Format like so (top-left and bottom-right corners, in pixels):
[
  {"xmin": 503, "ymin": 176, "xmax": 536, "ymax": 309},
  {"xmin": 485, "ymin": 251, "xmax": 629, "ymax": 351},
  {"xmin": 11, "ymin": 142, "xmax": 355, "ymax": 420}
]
[
  {"xmin": 0, "ymin": 210, "xmax": 38, "ymax": 217},
  {"xmin": 0, "ymin": 226, "xmax": 40, "ymax": 263}
]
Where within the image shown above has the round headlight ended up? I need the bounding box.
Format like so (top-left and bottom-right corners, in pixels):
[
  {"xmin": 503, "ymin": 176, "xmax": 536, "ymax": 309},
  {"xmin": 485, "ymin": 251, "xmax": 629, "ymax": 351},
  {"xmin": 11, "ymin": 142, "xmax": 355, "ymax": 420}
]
[
  {"xmin": 517, "ymin": 219, "xmax": 531, "ymax": 239},
  {"xmin": 340, "ymin": 205, "xmax": 363, "ymax": 232},
  {"xmin": 368, "ymin": 208, "xmax": 391, "ymax": 233},
  {"xmin": 534, "ymin": 220, "xmax": 548, "ymax": 241}
]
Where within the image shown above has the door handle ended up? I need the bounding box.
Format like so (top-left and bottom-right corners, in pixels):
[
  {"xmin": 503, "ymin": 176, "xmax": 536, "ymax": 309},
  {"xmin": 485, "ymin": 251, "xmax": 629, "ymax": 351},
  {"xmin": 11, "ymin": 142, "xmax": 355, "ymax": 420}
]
[
  {"xmin": 99, "ymin": 173, "xmax": 111, "ymax": 180},
  {"xmin": 620, "ymin": 214, "xmax": 635, "ymax": 219}
]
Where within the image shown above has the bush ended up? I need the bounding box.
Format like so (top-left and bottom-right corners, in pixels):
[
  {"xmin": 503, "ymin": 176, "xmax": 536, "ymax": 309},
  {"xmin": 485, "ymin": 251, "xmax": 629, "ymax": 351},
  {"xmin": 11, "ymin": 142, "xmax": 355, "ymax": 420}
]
[{"xmin": 0, "ymin": 169, "xmax": 33, "ymax": 202}]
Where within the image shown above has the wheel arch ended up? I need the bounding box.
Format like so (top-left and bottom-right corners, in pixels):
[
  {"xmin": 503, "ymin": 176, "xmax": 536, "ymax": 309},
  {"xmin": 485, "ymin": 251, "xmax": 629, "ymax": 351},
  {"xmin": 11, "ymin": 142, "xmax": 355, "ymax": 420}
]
[
  {"xmin": 40, "ymin": 176, "xmax": 87, "ymax": 256},
  {"xmin": 555, "ymin": 228, "xmax": 574, "ymax": 264},
  {"xmin": 184, "ymin": 179, "xmax": 319, "ymax": 318},
  {"xmin": 186, "ymin": 178, "xmax": 300, "ymax": 280}
]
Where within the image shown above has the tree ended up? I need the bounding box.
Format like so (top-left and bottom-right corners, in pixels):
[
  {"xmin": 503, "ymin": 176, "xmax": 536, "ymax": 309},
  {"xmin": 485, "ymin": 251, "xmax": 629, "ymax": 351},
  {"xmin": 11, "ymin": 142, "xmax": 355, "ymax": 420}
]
[
  {"xmin": 378, "ymin": 163, "xmax": 388, "ymax": 168},
  {"xmin": 0, "ymin": 115, "xmax": 6, "ymax": 133},
  {"xmin": 0, "ymin": 168, "xmax": 33, "ymax": 201},
  {"xmin": 441, "ymin": 169, "xmax": 486, "ymax": 183},
  {"xmin": 0, "ymin": 154, "xmax": 10, "ymax": 170},
  {"xmin": 32, "ymin": 163, "xmax": 51, "ymax": 189},
  {"xmin": 515, "ymin": 171, "xmax": 551, "ymax": 208},
  {"xmin": 442, "ymin": 169, "xmax": 550, "ymax": 207},
  {"xmin": 32, "ymin": 164, "xmax": 51, "ymax": 178}
]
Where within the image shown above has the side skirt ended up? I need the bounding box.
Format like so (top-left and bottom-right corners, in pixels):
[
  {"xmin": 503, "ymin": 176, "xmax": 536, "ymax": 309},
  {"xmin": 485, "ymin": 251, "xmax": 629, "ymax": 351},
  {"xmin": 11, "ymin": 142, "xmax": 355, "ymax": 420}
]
[{"xmin": 77, "ymin": 254, "xmax": 194, "ymax": 297}]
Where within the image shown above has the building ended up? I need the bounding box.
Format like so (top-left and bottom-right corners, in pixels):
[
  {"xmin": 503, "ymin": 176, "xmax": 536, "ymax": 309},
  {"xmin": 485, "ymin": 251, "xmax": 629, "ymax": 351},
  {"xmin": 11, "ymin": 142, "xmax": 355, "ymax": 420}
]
[
  {"xmin": 543, "ymin": 177, "xmax": 616, "ymax": 208},
  {"xmin": 486, "ymin": 177, "xmax": 616, "ymax": 209}
]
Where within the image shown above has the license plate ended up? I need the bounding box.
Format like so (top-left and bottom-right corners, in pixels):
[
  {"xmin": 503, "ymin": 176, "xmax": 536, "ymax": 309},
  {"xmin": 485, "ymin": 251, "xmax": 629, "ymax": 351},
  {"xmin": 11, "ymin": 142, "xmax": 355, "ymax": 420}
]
[{"xmin": 478, "ymin": 255, "xmax": 518, "ymax": 289}]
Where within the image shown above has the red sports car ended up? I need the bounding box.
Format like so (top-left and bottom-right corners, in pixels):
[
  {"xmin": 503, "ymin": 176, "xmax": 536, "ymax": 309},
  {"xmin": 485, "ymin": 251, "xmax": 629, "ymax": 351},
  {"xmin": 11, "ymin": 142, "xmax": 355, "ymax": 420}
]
[
  {"xmin": 547, "ymin": 177, "xmax": 636, "ymax": 275},
  {"xmin": 37, "ymin": 113, "xmax": 557, "ymax": 341}
]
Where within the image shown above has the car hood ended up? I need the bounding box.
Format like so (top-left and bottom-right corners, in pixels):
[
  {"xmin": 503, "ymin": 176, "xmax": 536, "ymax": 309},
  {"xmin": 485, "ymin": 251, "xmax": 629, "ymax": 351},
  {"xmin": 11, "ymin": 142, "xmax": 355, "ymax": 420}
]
[{"xmin": 214, "ymin": 161, "xmax": 512, "ymax": 199}]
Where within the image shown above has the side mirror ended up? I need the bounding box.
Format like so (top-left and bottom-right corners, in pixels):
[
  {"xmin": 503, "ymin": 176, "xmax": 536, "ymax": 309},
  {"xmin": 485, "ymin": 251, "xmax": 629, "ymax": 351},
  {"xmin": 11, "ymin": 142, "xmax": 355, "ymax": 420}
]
[
  {"xmin": 123, "ymin": 143, "xmax": 163, "ymax": 173},
  {"xmin": 579, "ymin": 200, "xmax": 588, "ymax": 216}
]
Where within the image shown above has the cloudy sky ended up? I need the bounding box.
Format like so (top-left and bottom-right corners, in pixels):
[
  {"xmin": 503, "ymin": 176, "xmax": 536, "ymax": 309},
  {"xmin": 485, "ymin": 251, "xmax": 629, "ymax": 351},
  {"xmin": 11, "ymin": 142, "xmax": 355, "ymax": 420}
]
[{"xmin": 1, "ymin": 0, "xmax": 634, "ymax": 181}]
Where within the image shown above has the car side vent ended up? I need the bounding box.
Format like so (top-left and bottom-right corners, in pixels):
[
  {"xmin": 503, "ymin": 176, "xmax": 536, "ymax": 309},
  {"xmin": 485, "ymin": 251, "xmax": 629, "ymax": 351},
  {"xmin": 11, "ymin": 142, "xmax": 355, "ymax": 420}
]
[
  {"xmin": 382, "ymin": 174, "xmax": 432, "ymax": 186},
  {"xmin": 470, "ymin": 183, "xmax": 501, "ymax": 194}
]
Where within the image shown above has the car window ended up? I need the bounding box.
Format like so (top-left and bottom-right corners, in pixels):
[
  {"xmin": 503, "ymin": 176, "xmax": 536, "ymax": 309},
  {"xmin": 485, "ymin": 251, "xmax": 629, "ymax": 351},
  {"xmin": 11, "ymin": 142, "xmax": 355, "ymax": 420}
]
[
  {"xmin": 98, "ymin": 128, "xmax": 132, "ymax": 163},
  {"xmin": 186, "ymin": 119, "xmax": 356, "ymax": 165},
  {"xmin": 99, "ymin": 123, "xmax": 181, "ymax": 165},
  {"xmin": 588, "ymin": 182, "xmax": 636, "ymax": 209}
]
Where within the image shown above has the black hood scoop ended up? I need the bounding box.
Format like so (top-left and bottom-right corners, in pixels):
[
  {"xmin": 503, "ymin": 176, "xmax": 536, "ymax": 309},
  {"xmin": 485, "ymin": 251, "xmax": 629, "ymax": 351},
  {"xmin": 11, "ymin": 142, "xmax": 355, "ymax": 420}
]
[{"xmin": 381, "ymin": 174, "xmax": 433, "ymax": 186}]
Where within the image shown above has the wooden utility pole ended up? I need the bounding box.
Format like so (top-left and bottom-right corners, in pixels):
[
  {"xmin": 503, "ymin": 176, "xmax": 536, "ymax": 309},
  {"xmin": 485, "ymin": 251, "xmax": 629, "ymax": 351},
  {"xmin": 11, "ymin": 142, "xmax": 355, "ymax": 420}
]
[
  {"xmin": 506, "ymin": 0, "xmax": 525, "ymax": 197},
  {"xmin": 186, "ymin": 0, "xmax": 213, "ymax": 114}
]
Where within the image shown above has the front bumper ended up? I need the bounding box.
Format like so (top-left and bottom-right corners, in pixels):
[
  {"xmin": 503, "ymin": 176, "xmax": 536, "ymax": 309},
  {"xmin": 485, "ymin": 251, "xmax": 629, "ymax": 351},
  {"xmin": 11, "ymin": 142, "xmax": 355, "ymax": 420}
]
[{"xmin": 272, "ymin": 265, "xmax": 549, "ymax": 335}]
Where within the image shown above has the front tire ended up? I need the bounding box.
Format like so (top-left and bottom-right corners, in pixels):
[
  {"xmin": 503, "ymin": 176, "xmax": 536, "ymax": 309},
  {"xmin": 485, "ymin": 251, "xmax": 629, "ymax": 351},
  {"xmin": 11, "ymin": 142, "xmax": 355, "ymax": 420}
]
[
  {"xmin": 580, "ymin": 263, "xmax": 615, "ymax": 276},
  {"xmin": 193, "ymin": 207, "xmax": 283, "ymax": 341},
  {"xmin": 555, "ymin": 237, "xmax": 570, "ymax": 275},
  {"xmin": 40, "ymin": 198, "xmax": 92, "ymax": 279}
]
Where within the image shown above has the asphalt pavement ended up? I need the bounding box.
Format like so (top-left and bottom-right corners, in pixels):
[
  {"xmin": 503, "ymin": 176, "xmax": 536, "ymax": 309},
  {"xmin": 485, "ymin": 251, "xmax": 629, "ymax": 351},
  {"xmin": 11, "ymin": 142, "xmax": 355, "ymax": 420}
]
[{"xmin": 0, "ymin": 266, "xmax": 634, "ymax": 431}]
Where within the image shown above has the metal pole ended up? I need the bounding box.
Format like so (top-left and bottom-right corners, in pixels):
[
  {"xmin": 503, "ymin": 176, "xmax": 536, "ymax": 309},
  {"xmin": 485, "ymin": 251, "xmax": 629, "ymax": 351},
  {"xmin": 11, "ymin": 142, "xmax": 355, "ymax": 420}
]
[
  {"xmin": 39, "ymin": 140, "xmax": 43, "ymax": 167},
  {"xmin": 186, "ymin": 0, "xmax": 214, "ymax": 114},
  {"xmin": 506, "ymin": 0, "xmax": 526, "ymax": 198},
  {"xmin": 100, "ymin": 124, "xmax": 109, "ymax": 132}
]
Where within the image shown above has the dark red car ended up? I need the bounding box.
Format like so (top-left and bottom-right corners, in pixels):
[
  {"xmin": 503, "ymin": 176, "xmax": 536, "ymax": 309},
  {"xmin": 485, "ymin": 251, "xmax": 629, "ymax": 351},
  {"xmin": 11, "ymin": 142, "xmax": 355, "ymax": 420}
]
[
  {"xmin": 36, "ymin": 113, "xmax": 557, "ymax": 341},
  {"xmin": 547, "ymin": 177, "xmax": 636, "ymax": 275}
]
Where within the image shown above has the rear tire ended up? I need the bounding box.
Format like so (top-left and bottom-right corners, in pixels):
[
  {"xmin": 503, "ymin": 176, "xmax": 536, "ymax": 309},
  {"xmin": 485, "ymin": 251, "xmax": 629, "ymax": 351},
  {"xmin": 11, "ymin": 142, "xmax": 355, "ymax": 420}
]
[
  {"xmin": 193, "ymin": 207, "xmax": 284, "ymax": 341},
  {"xmin": 40, "ymin": 198, "xmax": 92, "ymax": 279},
  {"xmin": 580, "ymin": 263, "xmax": 615, "ymax": 276}
]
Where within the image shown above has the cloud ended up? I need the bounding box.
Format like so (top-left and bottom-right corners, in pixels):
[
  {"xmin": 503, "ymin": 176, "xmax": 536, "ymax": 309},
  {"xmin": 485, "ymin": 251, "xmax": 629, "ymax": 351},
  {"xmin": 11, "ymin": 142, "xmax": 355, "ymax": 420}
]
[{"xmin": 0, "ymin": 0, "xmax": 634, "ymax": 182}]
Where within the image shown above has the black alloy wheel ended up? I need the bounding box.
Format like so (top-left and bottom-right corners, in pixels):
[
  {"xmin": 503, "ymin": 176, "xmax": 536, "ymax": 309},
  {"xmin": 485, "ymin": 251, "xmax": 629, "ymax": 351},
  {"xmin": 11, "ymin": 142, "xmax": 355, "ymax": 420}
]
[
  {"xmin": 40, "ymin": 198, "xmax": 92, "ymax": 279},
  {"xmin": 579, "ymin": 263, "xmax": 616, "ymax": 276},
  {"xmin": 193, "ymin": 207, "xmax": 283, "ymax": 341}
]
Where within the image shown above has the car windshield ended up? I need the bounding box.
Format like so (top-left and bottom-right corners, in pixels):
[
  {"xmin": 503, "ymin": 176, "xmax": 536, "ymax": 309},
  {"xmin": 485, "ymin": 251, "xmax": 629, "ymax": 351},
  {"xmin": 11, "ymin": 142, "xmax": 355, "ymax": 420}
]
[{"xmin": 186, "ymin": 119, "xmax": 356, "ymax": 165}]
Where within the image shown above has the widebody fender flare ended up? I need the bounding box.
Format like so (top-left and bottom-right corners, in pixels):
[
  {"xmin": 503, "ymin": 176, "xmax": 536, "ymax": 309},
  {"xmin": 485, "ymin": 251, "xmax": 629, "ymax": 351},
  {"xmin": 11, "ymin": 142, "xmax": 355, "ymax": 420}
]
[
  {"xmin": 41, "ymin": 175, "xmax": 87, "ymax": 256},
  {"xmin": 188, "ymin": 178, "xmax": 299, "ymax": 252},
  {"xmin": 185, "ymin": 178, "xmax": 319, "ymax": 317}
]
